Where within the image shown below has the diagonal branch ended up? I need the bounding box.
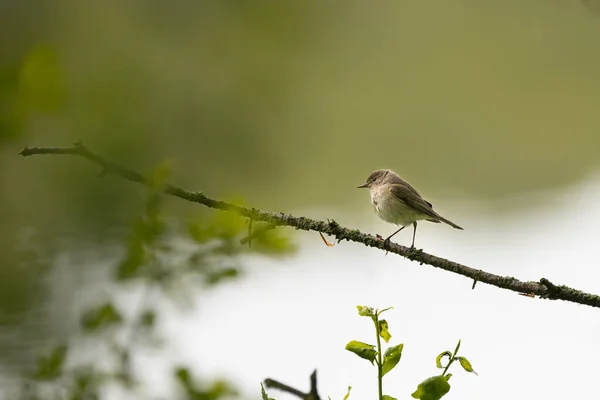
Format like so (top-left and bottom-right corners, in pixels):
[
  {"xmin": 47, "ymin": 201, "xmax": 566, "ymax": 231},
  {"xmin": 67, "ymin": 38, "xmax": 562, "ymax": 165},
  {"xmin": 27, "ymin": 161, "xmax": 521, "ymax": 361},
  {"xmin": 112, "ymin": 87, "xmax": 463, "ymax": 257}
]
[
  {"xmin": 264, "ymin": 370, "xmax": 321, "ymax": 400},
  {"xmin": 19, "ymin": 142, "xmax": 600, "ymax": 309}
]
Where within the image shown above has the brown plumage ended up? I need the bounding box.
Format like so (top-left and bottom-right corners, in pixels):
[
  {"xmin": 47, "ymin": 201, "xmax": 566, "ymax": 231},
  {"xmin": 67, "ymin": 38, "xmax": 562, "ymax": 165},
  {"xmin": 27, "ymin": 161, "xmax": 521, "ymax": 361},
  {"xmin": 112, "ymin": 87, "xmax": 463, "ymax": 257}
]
[{"xmin": 358, "ymin": 169, "xmax": 462, "ymax": 248}]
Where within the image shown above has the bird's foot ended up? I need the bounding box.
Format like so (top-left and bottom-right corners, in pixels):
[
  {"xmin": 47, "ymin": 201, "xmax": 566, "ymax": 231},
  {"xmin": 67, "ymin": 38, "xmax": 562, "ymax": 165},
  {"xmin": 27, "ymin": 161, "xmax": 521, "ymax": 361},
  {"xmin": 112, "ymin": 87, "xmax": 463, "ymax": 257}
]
[
  {"xmin": 380, "ymin": 236, "xmax": 391, "ymax": 256},
  {"xmin": 407, "ymin": 246, "xmax": 423, "ymax": 255}
]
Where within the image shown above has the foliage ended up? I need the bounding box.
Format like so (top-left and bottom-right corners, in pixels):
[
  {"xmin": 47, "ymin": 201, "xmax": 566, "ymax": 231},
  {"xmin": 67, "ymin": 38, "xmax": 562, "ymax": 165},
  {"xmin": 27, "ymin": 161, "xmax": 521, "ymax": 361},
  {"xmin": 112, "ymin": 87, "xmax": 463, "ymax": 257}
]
[
  {"xmin": 411, "ymin": 339, "xmax": 477, "ymax": 400},
  {"xmin": 341, "ymin": 305, "xmax": 476, "ymax": 400},
  {"xmin": 261, "ymin": 383, "xmax": 276, "ymax": 400},
  {"xmin": 14, "ymin": 172, "xmax": 294, "ymax": 400},
  {"xmin": 329, "ymin": 386, "xmax": 352, "ymax": 400},
  {"xmin": 344, "ymin": 306, "xmax": 403, "ymax": 400},
  {"xmin": 1, "ymin": 45, "xmax": 66, "ymax": 143}
]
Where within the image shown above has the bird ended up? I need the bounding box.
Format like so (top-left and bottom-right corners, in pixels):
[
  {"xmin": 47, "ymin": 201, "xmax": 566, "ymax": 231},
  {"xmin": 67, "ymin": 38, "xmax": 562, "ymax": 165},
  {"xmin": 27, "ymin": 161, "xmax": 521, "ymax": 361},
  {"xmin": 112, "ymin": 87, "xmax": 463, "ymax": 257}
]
[{"xmin": 357, "ymin": 169, "xmax": 463, "ymax": 248}]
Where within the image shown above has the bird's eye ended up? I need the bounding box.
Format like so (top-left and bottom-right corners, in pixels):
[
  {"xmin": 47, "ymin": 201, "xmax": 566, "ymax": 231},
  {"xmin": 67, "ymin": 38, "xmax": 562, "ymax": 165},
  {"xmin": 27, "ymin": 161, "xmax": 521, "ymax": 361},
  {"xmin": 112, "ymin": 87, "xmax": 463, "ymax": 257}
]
[{"xmin": 371, "ymin": 178, "xmax": 377, "ymax": 183}]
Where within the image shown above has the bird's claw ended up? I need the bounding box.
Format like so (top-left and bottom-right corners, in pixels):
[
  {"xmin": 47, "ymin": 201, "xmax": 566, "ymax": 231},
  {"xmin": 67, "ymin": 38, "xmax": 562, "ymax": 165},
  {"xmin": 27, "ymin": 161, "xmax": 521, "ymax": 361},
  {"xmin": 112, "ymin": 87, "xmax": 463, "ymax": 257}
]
[{"xmin": 407, "ymin": 246, "xmax": 423, "ymax": 255}]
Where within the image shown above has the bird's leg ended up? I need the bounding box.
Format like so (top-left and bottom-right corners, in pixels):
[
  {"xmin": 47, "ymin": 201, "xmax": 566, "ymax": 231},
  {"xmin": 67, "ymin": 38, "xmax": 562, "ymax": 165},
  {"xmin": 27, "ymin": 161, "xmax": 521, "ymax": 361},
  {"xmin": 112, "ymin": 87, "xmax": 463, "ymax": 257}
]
[
  {"xmin": 411, "ymin": 221, "xmax": 417, "ymax": 249},
  {"xmin": 383, "ymin": 225, "xmax": 406, "ymax": 245}
]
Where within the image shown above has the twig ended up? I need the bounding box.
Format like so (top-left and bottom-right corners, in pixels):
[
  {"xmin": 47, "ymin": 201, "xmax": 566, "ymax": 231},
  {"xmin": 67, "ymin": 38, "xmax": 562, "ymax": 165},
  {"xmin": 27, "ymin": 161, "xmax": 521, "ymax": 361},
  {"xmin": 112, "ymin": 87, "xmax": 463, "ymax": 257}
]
[
  {"xmin": 19, "ymin": 143, "xmax": 600, "ymax": 309},
  {"xmin": 240, "ymin": 223, "xmax": 276, "ymax": 245},
  {"xmin": 319, "ymin": 232, "xmax": 335, "ymax": 247},
  {"xmin": 264, "ymin": 370, "xmax": 321, "ymax": 400}
]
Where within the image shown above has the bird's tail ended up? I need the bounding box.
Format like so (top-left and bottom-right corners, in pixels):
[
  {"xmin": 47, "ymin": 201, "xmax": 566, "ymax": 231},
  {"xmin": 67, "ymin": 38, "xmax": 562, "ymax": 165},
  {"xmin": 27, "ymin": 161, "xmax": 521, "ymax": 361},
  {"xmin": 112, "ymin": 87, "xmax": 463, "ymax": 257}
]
[{"xmin": 437, "ymin": 215, "xmax": 463, "ymax": 230}]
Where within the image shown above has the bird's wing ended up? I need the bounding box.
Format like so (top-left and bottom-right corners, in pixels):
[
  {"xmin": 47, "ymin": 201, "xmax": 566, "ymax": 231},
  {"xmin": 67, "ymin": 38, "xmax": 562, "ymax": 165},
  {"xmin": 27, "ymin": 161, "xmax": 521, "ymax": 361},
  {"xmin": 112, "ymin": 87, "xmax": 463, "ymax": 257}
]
[
  {"xmin": 396, "ymin": 180, "xmax": 433, "ymax": 208},
  {"xmin": 388, "ymin": 184, "xmax": 440, "ymax": 221}
]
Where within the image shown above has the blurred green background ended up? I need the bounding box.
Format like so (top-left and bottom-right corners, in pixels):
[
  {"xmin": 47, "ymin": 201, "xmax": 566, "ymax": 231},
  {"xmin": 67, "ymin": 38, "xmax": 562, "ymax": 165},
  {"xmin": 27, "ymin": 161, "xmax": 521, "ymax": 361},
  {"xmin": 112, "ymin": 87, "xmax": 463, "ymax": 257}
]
[{"xmin": 1, "ymin": 0, "xmax": 600, "ymax": 397}]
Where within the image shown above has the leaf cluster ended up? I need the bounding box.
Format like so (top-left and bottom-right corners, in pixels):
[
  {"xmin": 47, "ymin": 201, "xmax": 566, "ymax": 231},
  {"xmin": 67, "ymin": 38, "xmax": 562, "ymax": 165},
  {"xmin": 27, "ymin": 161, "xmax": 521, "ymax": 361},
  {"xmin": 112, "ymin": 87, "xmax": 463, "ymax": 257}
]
[
  {"xmin": 344, "ymin": 306, "xmax": 403, "ymax": 400},
  {"xmin": 341, "ymin": 305, "xmax": 477, "ymax": 400},
  {"xmin": 412, "ymin": 340, "xmax": 477, "ymax": 400},
  {"xmin": 17, "ymin": 173, "xmax": 295, "ymax": 400}
]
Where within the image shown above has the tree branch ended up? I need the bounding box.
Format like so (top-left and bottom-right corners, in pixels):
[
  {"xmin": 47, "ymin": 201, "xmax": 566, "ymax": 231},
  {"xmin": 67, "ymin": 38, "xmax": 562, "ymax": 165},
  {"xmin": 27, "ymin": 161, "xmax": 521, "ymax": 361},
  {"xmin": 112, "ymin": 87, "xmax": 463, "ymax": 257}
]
[
  {"xmin": 19, "ymin": 142, "xmax": 600, "ymax": 309},
  {"xmin": 264, "ymin": 370, "xmax": 321, "ymax": 400}
]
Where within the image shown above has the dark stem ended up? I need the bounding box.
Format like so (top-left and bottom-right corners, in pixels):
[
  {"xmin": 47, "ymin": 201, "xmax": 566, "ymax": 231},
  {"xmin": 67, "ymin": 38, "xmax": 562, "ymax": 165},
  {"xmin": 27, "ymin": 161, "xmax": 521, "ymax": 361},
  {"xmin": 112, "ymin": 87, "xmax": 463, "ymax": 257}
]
[
  {"xmin": 264, "ymin": 370, "xmax": 321, "ymax": 400},
  {"xmin": 240, "ymin": 223, "xmax": 276, "ymax": 245}
]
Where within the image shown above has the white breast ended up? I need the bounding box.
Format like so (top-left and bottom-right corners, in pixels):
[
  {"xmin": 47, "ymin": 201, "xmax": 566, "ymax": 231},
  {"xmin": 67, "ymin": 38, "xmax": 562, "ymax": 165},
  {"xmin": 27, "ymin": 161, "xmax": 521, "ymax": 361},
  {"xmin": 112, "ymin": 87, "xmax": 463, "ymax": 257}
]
[{"xmin": 370, "ymin": 187, "xmax": 426, "ymax": 227}]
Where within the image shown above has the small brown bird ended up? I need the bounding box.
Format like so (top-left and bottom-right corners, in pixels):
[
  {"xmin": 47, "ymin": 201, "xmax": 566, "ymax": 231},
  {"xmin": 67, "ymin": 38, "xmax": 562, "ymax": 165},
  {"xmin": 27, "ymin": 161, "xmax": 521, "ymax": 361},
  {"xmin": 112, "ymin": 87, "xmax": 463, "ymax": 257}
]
[{"xmin": 358, "ymin": 169, "xmax": 463, "ymax": 248}]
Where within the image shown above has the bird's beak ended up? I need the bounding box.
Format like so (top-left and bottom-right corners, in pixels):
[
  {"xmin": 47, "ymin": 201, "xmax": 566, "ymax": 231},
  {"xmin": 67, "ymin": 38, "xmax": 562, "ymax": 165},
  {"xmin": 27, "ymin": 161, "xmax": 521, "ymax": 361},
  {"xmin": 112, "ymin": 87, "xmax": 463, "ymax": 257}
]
[{"xmin": 357, "ymin": 183, "xmax": 368, "ymax": 189}]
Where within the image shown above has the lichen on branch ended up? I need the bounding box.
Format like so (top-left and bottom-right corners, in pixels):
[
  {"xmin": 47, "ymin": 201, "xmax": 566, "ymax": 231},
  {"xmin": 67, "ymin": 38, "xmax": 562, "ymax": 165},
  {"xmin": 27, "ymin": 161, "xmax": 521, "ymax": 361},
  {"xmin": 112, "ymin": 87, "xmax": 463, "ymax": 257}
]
[{"xmin": 19, "ymin": 142, "xmax": 600, "ymax": 309}]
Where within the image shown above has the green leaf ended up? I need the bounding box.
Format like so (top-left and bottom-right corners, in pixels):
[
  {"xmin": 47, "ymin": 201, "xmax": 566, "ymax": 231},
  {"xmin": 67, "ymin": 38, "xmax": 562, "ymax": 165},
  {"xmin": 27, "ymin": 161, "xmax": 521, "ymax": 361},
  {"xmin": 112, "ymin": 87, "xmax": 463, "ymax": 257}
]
[
  {"xmin": 343, "ymin": 386, "xmax": 352, "ymax": 400},
  {"xmin": 377, "ymin": 306, "xmax": 393, "ymax": 316},
  {"xmin": 18, "ymin": 45, "xmax": 66, "ymax": 112},
  {"xmin": 81, "ymin": 303, "xmax": 123, "ymax": 332},
  {"xmin": 382, "ymin": 343, "xmax": 403, "ymax": 377},
  {"xmin": 204, "ymin": 267, "xmax": 239, "ymax": 285},
  {"xmin": 251, "ymin": 224, "xmax": 296, "ymax": 254},
  {"xmin": 81, "ymin": 304, "xmax": 120, "ymax": 331},
  {"xmin": 261, "ymin": 383, "xmax": 275, "ymax": 400},
  {"xmin": 205, "ymin": 379, "xmax": 237, "ymax": 398},
  {"xmin": 33, "ymin": 345, "xmax": 68, "ymax": 381},
  {"xmin": 47, "ymin": 346, "xmax": 67, "ymax": 374},
  {"xmin": 356, "ymin": 305, "xmax": 375, "ymax": 317},
  {"xmin": 378, "ymin": 319, "xmax": 392, "ymax": 343},
  {"xmin": 175, "ymin": 367, "xmax": 195, "ymax": 394},
  {"xmin": 188, "ymin": 220, "xmax": 215, "ymax": 244},
  {"xmin": 345, "ymin": 340, "xmax": 377, "ymax": 365},
  {"xmin": 453, "ymin": 340, "xmax": 461, "ymax": 356},
  {"xmin": 139, "ymin": 310, "xmax": 156, "ymax": 328},
  {"xmin": 382, "ymin": 396, "xmax": 397, "ymax": 400},
  {"xmin": 457, "ymin": 356, "xmax": 478, "ymax": 375},
  {"xmin": 213, "ymin": 205, "xmax": 247, "ymax": 239},
  {"xmin": 411, "ymin": 375, "xmax": 451, "ymax": 400},
  {"xmin": 435, "ymin": 351, "xmax": 452, "ymax": 369},
  {"xmin": 0, "ymin": 64, "xmax": 26, "ymax": 141},
  {"xmin": 115, "ymin": 237, "xmax": 145, "ymax": 280},
  {"xmin": 148, "ymin": 162, "xmax": 171, "ymax": 189},
  {"xmin": 71, "ymin": 371, "xmax": 100, "ymax": 400}
]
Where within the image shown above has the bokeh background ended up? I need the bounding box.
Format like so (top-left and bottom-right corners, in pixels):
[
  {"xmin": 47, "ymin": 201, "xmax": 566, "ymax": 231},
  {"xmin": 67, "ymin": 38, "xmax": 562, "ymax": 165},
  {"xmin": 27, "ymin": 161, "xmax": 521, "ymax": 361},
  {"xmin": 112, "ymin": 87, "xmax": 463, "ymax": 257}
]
[{"xmin": 2, "ymin": 1, "xmax": 600, "ymax": 399}]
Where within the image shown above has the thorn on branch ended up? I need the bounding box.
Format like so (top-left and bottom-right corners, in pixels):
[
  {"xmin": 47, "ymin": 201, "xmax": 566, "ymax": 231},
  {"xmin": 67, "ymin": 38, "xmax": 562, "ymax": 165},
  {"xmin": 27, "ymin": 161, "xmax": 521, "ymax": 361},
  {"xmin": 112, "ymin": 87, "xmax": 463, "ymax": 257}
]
[
  {"xmin": 264, "ymin": 370, "xmax": 321, "ymax": 400},
  {"xmin": 472, "ymin": 270, "xmax": 481, "ymax": 289},
  {"xmin": 518, "ymin": 292, "xmax": 535, "ymax": 298}
]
